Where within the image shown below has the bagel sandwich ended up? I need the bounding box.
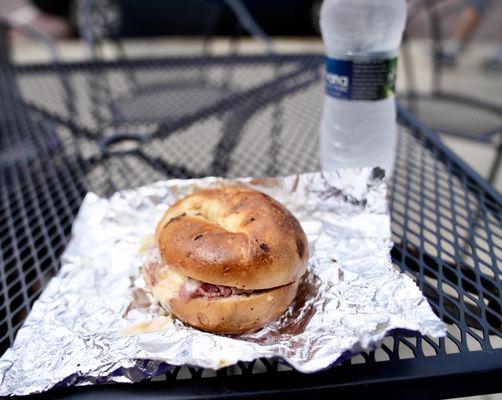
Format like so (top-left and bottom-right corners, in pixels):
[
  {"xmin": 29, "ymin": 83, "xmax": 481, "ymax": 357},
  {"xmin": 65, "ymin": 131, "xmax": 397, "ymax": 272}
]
[{"xmin": 143, "ymin": 185, "xmax": 308, "ymax": 334}]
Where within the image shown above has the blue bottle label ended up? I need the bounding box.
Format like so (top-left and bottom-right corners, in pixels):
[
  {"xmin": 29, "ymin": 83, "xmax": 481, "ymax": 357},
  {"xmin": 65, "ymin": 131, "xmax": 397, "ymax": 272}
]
[{"xmin": 325, "ymin": 56, "xmax": 398, "ymax": 100}]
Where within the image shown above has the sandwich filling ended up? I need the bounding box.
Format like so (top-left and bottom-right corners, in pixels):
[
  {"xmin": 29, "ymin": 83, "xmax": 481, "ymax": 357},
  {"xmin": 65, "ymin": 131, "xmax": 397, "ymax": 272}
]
[
  {"xmin": 143, "ymin": 248, "xmax": 255, "ymax": 304},
  {"xmin": 179, "ymin": 280, "xmax": 253, "ymax": 302}
]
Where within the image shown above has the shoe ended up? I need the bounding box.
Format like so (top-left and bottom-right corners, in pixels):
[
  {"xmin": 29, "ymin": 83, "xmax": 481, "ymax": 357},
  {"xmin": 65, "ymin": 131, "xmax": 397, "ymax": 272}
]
[
  {"xmin": 435, "ymin": 50, "xmax": 457, "ymax": 68},
  {"xmin": 482, "ymin": 57, "xmax": 502, "ymax": 71}
]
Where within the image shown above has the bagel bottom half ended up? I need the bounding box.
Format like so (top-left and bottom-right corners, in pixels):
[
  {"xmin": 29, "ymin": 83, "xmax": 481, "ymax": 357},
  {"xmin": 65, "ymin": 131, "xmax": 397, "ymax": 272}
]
[{"xmin": 168, "ymin": 280, "xmax": 300, "ymax": 334}]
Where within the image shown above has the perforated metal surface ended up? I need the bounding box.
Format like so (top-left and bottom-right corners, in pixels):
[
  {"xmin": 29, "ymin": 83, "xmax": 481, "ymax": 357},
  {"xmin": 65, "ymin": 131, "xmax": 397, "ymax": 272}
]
[{"xmin": 0, "ymin": 54, "xmax": 501, "ymax": 398}]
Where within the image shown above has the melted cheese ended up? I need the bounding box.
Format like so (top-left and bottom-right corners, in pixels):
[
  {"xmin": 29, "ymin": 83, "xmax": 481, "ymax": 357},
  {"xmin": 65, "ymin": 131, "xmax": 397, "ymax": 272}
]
[
  {"xmin": 150, "ymin": 266, "xmax": 186, "ymax": 308},
  {"xmin": 119, "ymin": 316, "xmax": 172, "ymax": 336},
  {"xmin": 138, "ymin": 234, "xmax": 156, "ymax": 253}
]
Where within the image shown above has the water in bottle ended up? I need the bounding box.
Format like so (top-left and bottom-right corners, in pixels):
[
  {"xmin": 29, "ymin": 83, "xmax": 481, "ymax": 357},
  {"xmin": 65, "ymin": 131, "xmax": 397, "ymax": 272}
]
[{"xmin": 319, "ymin": 0, "xmax": 407, "ymax": 175}]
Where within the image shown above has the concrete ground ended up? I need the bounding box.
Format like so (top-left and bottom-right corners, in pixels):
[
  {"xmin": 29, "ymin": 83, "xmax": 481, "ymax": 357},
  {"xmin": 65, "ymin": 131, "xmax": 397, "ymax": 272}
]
[
  {"xmin": 7, "ymin": 36, "xmax": 502, "ymax": 193},
  {"xmin": 1, "ymin": 0, "xmax": 501, "ymax": 191}
]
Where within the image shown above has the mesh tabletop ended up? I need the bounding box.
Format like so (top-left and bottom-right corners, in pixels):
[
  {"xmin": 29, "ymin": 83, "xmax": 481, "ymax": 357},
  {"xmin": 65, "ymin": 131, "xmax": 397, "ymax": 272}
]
[{"xmin": 0, "ymin": 54, "xmax": 501, "ymax": 399}]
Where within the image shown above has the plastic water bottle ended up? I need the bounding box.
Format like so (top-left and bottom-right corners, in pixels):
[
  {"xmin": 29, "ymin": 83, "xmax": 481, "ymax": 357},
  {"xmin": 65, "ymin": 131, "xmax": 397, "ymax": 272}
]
[{"xmin": 319, "ymin": 0, "xmax": 407, "ymax": 175}]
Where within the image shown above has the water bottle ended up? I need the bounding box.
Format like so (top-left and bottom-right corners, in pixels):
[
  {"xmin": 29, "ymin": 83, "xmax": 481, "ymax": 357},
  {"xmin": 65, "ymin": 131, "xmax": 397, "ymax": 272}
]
[{"xmin": 319, "ymin": 0, "xmax": 407, "ymax": 175}]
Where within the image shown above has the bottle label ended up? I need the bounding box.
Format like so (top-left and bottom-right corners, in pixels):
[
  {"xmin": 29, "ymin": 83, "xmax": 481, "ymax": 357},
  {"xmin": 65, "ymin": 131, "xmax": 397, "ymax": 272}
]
[{"xmin": 325, "ymin": 56, "xmax": 397, "ymax": 101}]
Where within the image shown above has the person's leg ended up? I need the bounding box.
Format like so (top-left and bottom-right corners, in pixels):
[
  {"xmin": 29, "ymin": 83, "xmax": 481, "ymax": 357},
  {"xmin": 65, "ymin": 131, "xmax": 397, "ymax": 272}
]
[
  {"xmin": 455, "ymin": 4, "xmax": 483, "ymax": 42},
  {"xmin": 440, "ymin": 0, "xmax": 490, "ymax": 66},
  {"xmin": 482, "ymin": 30, "xmax": 502, "ymax": 71},
  {"xmin": 6, "ymin": 0, "xmax": 72, "ymax": 39}
]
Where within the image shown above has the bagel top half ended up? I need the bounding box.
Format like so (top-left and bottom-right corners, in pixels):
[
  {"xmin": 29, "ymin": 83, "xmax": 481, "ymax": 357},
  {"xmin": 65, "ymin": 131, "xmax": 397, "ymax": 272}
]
[{"xmin": 156, "ymin": 185, "xmax": 308, "ymax": 290}]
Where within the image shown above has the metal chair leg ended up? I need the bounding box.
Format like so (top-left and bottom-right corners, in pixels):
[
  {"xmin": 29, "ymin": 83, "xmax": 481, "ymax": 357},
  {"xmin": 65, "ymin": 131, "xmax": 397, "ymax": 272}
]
[{"xmin": 487, "ymin": 141, "xmax": 502, "ymax": 185}]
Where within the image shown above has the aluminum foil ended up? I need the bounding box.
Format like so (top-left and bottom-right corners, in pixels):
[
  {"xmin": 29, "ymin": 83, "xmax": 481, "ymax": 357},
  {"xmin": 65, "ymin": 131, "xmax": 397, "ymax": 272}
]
[{"xmin": 0, "ymin": 169, "xmax": 446, "ymax": 396}]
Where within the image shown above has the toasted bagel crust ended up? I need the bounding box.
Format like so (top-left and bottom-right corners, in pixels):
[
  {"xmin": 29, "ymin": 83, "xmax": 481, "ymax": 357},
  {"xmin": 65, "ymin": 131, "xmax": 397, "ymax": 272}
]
[{"xmin": 156, "ymin": 186, "xmax": 308, "ymax": 289}]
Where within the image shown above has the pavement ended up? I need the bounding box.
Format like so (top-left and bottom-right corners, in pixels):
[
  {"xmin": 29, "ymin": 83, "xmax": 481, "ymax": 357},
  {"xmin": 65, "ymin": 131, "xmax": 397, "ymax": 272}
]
[
  {"xmin": 1, "ymin": 1, "xmax": 501, "ymax": 192},
  {"xmin": 7, "ymin": 36, "xmax": 502, "ymax": 192}
]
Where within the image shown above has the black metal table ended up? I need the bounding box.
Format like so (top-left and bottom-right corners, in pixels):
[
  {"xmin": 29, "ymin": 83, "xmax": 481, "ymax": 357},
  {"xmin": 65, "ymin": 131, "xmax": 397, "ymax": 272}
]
[{"xmin": 0, "ymin": 54, "xmax": 500, "ymax": 399}]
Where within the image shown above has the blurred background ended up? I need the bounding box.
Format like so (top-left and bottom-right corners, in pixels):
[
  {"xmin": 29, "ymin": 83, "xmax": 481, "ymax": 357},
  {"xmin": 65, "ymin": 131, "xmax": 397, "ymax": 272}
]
[{"xmin": 0, "ymin": 0, "xmax": 501, "ymax": 193}]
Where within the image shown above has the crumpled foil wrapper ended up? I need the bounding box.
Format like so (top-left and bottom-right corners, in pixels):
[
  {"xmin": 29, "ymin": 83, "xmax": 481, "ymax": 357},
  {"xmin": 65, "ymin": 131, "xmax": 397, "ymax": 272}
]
[{"xmin": 0, "ymin": 169, "xmax": 446, "ymax": 396}]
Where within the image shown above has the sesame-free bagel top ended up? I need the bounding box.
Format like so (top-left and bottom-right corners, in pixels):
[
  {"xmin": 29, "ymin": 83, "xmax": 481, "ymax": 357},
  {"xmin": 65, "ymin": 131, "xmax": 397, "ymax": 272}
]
[{"xmin": 156, "ymin": 186, "xmax": 308, "ymax": 290}]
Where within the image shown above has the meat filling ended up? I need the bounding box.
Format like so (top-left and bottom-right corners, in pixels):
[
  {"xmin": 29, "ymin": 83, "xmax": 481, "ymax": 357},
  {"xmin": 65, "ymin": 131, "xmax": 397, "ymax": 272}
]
[
  {"xmin": 179, "ymin": 279, "xmax": 254, "ymax": 302},
  {"xmin": 143, "ymin": 253, "xmax": 254, "ymax": 303}
]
